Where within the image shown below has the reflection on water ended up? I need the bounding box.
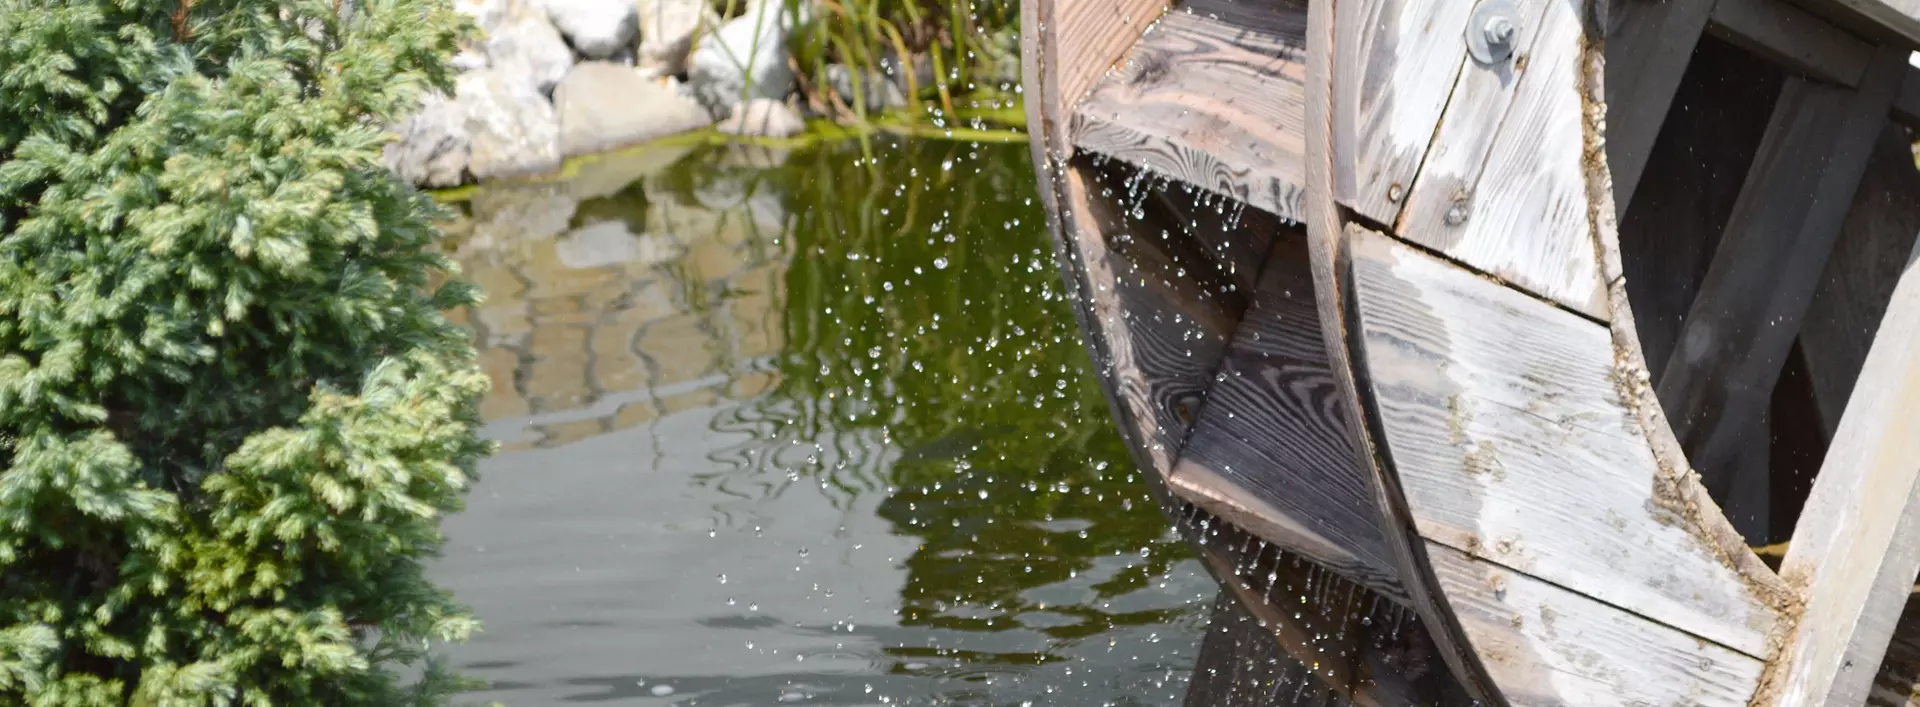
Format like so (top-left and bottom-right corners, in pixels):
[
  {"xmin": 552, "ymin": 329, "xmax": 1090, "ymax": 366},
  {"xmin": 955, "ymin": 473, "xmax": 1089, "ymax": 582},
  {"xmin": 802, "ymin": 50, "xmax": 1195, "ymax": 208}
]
[{"xmin": 431, "ymin": 137, "xmax": 1215, "ymax": 705}]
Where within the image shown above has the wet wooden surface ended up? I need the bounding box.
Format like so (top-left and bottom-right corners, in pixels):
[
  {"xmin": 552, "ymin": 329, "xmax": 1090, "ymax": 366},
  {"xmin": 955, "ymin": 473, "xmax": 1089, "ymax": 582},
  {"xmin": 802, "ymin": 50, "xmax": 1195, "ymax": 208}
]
[
  {"xmin": 1073, "ymin": 0, "xmax": 1309, "ymax": 223},
  {"xmin": 1170, "ymin": 233, "xmax": 1403, "ymax": 600}
]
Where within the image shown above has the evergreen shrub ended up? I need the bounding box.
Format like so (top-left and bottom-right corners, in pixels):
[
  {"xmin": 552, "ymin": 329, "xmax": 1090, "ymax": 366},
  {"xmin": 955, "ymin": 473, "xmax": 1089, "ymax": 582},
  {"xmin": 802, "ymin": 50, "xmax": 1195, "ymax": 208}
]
[{"xmin": 0, "ymin": 0, "xmax": 490, "ymax": 702}]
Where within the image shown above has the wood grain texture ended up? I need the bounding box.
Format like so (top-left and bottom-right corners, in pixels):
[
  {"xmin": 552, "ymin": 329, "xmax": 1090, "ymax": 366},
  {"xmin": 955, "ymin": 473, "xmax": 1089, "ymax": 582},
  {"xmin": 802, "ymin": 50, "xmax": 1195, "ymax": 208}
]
[
  {"xmin": 1768, "ymin": 217, "xmax": 1920, "ymax": 707},
  {"xmin": 1603, "ymin": 0, "xmax": 1716, "ymax": 214},
  {"xmin": 1869, "ymin": 594, "xmax": 1920, "ymax": 707},
  {"xmin": 1170, "ymin": 234, "xmax": 1404, "ymax": 600},
  {"xmin": 1330, "ymin": 0, "xmax": 1477, "ymax": 226},
  {"xmin": 1030, "ymin": 0, "xmax": 1170, "ymax": 133},
  {"xmin": 1709, "ymin": 0, "xmax": 1873, "ymax": 87},
  {"xmin": 1425, "ymin": 541, "xmax": 1766, "ymax": 706},
  {"xmin": 1800, "ymin": 121, "xmax": 1920, "ymax": 438},
  {"xmin": 1309, "ymin": 1, "xmax": 1505, "ymax": 699},
  {"xmin": 1056, "ymin": 160, "xmax": 1248, "ymax": 486},
  {"xmin": 1399, "ymin": 0, "xmax": 1608, "ymax": 319},
  {"xmin": 1346, "ymin": 228, "xmax": 1779, "ymax": 659},
  {"xmin": 1073, "ymin": 0, "xmax": 1310, "ymax": 223},
  {"xmin": 1655, "ymin": 46, "xmax": 1909, "ymax": 536}
]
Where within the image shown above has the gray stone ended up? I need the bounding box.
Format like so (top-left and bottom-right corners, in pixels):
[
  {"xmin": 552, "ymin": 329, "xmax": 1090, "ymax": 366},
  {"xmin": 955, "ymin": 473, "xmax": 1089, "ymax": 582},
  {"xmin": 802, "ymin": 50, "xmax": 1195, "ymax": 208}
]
[
  {"xmin": 487, "ymin": 0, "xmax": 575, "ymax": 95},
  {"xmin": 824, "ymin": 64, "xmax": 906, "ymax": 112},
  {"xmin": 686, "ymin": 1, "xmax": 799, "ymax": 117},
  {"xmin": 715, "ymin": 98, "xmax": 803, "ymax": 138},
  {"xmin": 454, "ymin": 0, "xmax": 510, "ymax": 31},
  {"xmin": 461, "ymin": 69, "xmax": 563, "ymax": 180},
  {"xmin": 556, "ymin": 220, "xmax": 679, "ymax": 269},
  {"xmin": 541, "ymin": 0, "xmax": 639, "ymax": 60},
  {"xmin": 566, "ymin": 141, "xmax": 698, "ymax": 201},
  {"xmin": 384, "ymin": 93, "xmax": 471, "ymax": 188},
  {"xmin": 554, "ymin": 62, "xmax": 711, "ymax": 157},
  {"xmin": 635, "ymin": 0, "xmax": 716, "ymax": 77}
]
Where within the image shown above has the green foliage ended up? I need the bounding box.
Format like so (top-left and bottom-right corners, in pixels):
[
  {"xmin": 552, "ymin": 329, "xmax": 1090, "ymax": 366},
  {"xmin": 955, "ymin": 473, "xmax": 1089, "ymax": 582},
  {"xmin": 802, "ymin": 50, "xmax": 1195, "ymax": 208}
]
[
  {"xmin": 772, "ymin": 0, "xmax": 1020, "ymax": 123},
  {"xmin": 0, "ymin": 0, "xmax": 491, "ymax": 703}
]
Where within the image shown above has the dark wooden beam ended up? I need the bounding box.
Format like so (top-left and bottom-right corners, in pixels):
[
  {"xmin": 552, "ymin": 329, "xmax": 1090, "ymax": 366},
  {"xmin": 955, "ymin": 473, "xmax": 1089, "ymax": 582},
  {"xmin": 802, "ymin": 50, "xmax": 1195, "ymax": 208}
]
[
  {"xmin": 1655, "ymin": 45, "xmax": 1909, "ymax": 543},
  {"xmin": 1710, "ymin": 0, "xmax": 1873, "ymax": 85},
  {"xmin": 1892, "ymin": 64, "xmax": 1920, "ymax": 127},
  {"xmin": 1606, "ymin": 0, "xmax": 1719, "ymax": 215}
]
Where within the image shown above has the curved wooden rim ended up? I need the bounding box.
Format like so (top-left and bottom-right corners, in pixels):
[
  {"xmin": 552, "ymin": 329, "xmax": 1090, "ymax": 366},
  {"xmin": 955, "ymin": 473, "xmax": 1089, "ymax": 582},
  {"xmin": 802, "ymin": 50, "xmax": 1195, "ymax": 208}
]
[{"xmin": 1298, "ymin": 1, "xmax": 1506, "ymax": 701}]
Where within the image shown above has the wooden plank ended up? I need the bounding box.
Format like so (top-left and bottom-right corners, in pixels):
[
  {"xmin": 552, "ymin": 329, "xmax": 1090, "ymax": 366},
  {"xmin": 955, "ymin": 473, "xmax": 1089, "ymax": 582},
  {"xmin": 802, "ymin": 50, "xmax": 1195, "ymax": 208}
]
[
  {"xmin": 1170, "ymin": 234, "xmax": 1404, "ymax": 600},
  {"xmin": 1030, "ymin": 0, "xmax": 1170, "ymax": 134},
  {"xmin": 1345, "ymin": 228, "xmax": 1780, "ymax": 659},
  {"xmin": 1181, "ymin": 592, "xmax": 1334, "ymax": 707},
  {"xmin": 1615, "ymin": 35, "xmax": 1785, "ymax": 382},
  {"xmin": 1603, "ymin": 0, "xmax": 1717, "ymax": 214},
  {"xmin": 1425, "ymin": 541, "xmax": 1766, "ymax": 706},
  {"xmin": 1869, "ymin": 594, "xmax": 1920, "ymax": 707},
  {"xmin": 1329, "ymin": 0, "xmax": 1477, "ymax": 226},
  {"xmin": 1709, "ymin": 0, "xmax": 1873, "ymax": 86},
  {"xmin": 1655, "ymin": 46, "xmax": 1909, "ymax": 538},
  {"xmin": 1072, "ymin": 0, "xmax": 1309, "ymax": 223},
  {"xmin": 1811, "ymin": 0, "xmax": 1920, "ymax": 47},
  {"xmin": 1800, "ymin": 121, "xmax": 1920, "ymax": 438},
  {"xmin": 1054, "ymin": 160, "xmax": 1247, "ymax": 486},
  {"xmin": 1398, "ymin": 0, "xmax": 1608, "ymax": 318},
  {"xmin": 1765, "ymin": 216, "xmax": 1920, "ymax": 706},
  {"xmin": 1308, "ymin": 1, "xmax": 1505, "ymax": 698}
]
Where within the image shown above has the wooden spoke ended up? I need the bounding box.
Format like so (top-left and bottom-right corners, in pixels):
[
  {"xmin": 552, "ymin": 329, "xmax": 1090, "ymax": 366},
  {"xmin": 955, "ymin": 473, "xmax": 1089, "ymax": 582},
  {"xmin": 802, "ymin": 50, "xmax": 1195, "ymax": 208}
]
[
  {"xmin": 1604, "ymin": 0, "xmax": 1717, "ymax": 213},
  {"xmin": 1762, "ymin": 220, "xmax": 1920, "ymax": 706},
  {"xmin": 1656, "ymin": 46, "xmax": 1908, "ymax": 543}
]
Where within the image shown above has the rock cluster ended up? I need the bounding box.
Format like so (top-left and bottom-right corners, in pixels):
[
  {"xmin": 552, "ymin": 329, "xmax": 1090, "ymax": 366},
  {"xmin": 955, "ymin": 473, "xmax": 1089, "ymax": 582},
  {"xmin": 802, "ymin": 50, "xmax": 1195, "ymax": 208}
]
[{"xmin": 386, "ymin": 0, "xmax": 815, "ymax": 187}]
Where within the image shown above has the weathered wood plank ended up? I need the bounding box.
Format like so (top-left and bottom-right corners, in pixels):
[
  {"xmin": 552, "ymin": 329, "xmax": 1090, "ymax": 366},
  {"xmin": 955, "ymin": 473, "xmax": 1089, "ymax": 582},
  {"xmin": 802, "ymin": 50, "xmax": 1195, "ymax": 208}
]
[
  {"xmin": 1709, "ymin": 0, "xmax": 1873, "ymax": 87},
  {"xmin": 1308, "ymin": 1, "xmax": 1503, "ymax": 698},
  {"xmin": 1800, "ymin": 121, "xmax": 1920, "ymax": 438},
  {"xmin": 1655, "ymin": 47, "xmax": 1909, "ymax": 541},
  {"xmin": 1170, "ymin": 233, "xmax": 1404, "ymax": 600},
  {"xmin": 1345, "ymin": 228, "xmax": 1779, "ymax": 659},
  {"xmin": 1399, "ymin": 0, "xmax": 1607, "ymax": 318},
  {"xmin": 1869, "ymin": 594, "xmax": 1920, "ymax": 707},
  {"xmin": 1330, "ymin": 0, "xmax": 1477, "ymax": 226},
  {"xmin": 1615, "ymin": 35, "xmax": 1785, "ymax": 382},
  {"xmin": 1181, "ymin": 592, "xmax": 1341, "ymax": 707},
  {"xmin": 1604, "ymin": 0, "xmax": 1717, "ymax": 214},
  {"xmin": 1029, "ymin": 0, "xmax": 1170, "ymax": 135},
  {"xmin": 1073, "ymin": 0, "xmax": 1309, "ymax": 223},
  {"xmin": 1425, "ymin": 541, "xmax": 1766, "ymax": 705},
  {"xmin": 1765, "ymin": 216, "xmax": 1920, "ymax": 707}
]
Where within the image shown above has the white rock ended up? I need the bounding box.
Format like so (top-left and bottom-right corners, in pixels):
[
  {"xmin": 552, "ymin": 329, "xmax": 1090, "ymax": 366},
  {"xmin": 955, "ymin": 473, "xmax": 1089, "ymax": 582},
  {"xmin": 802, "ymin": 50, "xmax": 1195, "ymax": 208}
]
[
  {"xmin": 715, "ymin": 98, "xmax": 804, "ymax": 138},
  {"xmin": 453, "ymin": 0, "xmax": 510, "ymax": 31},
  {"xmin": 686, "ymin": 1, "xmax": 800, "ymax": 117},
  {"xmin": 383, "ymin": 93, "xmax": 471, "ymax": 188},
  {"xmin": 487, "ymin": 0, "xmax": 575, "ymax": 95},
  {"xmin": 556, "ymin": 221, "xmax": 679, "ymax": 269},
  {"xmin": 553, "ymin": 62, "xmax": 711, "ymax": 157},
  {"xmin": 635, "ymin": 0, "xmax": 716, "ymax": 76},
  {"xmin": 459, "ymin": 69, "xmax": 563, "ymax": 180},
  {"xmin": 541, "ymin": 0, "xmax": 638, "ymax": 60}
]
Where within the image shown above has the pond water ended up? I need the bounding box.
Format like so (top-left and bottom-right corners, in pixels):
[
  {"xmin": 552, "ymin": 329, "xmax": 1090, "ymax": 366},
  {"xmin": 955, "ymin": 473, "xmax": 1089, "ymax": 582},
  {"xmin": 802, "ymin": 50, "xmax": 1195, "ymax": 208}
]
[{"xmin": 429, "ymin": 136, "xmax": 1216, "ymax": 705}]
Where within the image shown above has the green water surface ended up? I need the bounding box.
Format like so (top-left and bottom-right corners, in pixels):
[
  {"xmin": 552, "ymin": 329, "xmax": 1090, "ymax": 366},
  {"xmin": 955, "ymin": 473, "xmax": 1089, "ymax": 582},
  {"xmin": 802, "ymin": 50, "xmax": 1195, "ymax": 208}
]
[{"xmin": 430, "ymin": 136, "xmax": 1213, "ymax": 705}]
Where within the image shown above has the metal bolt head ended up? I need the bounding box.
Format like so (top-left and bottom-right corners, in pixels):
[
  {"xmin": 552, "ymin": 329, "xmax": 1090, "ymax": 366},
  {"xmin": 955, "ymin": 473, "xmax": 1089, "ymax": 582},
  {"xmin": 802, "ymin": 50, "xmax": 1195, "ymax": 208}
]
[
  {"xmin": 1465, "ymin": 0, "xmax": 1520, "ymax": 65},
  {"xmin": 1483, "ymin": 16, "xmax": 1515, "ymax": 46}
]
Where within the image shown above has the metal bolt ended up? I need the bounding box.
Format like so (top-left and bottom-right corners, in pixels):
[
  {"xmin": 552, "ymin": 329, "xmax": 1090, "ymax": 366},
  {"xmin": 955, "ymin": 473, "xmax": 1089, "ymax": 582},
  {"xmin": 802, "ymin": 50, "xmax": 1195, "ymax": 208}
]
[{"xmin": 1483, "ymin": 16, "xmax": 1515, "ymax": 46}]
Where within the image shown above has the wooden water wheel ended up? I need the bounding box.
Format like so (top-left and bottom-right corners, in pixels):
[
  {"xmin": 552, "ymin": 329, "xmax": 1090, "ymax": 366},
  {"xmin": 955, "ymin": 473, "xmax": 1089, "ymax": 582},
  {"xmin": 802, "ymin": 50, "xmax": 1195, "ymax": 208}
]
[{"xmin": 1023, "ymin": 0, "xmax": 1920, "ymax": 703}]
